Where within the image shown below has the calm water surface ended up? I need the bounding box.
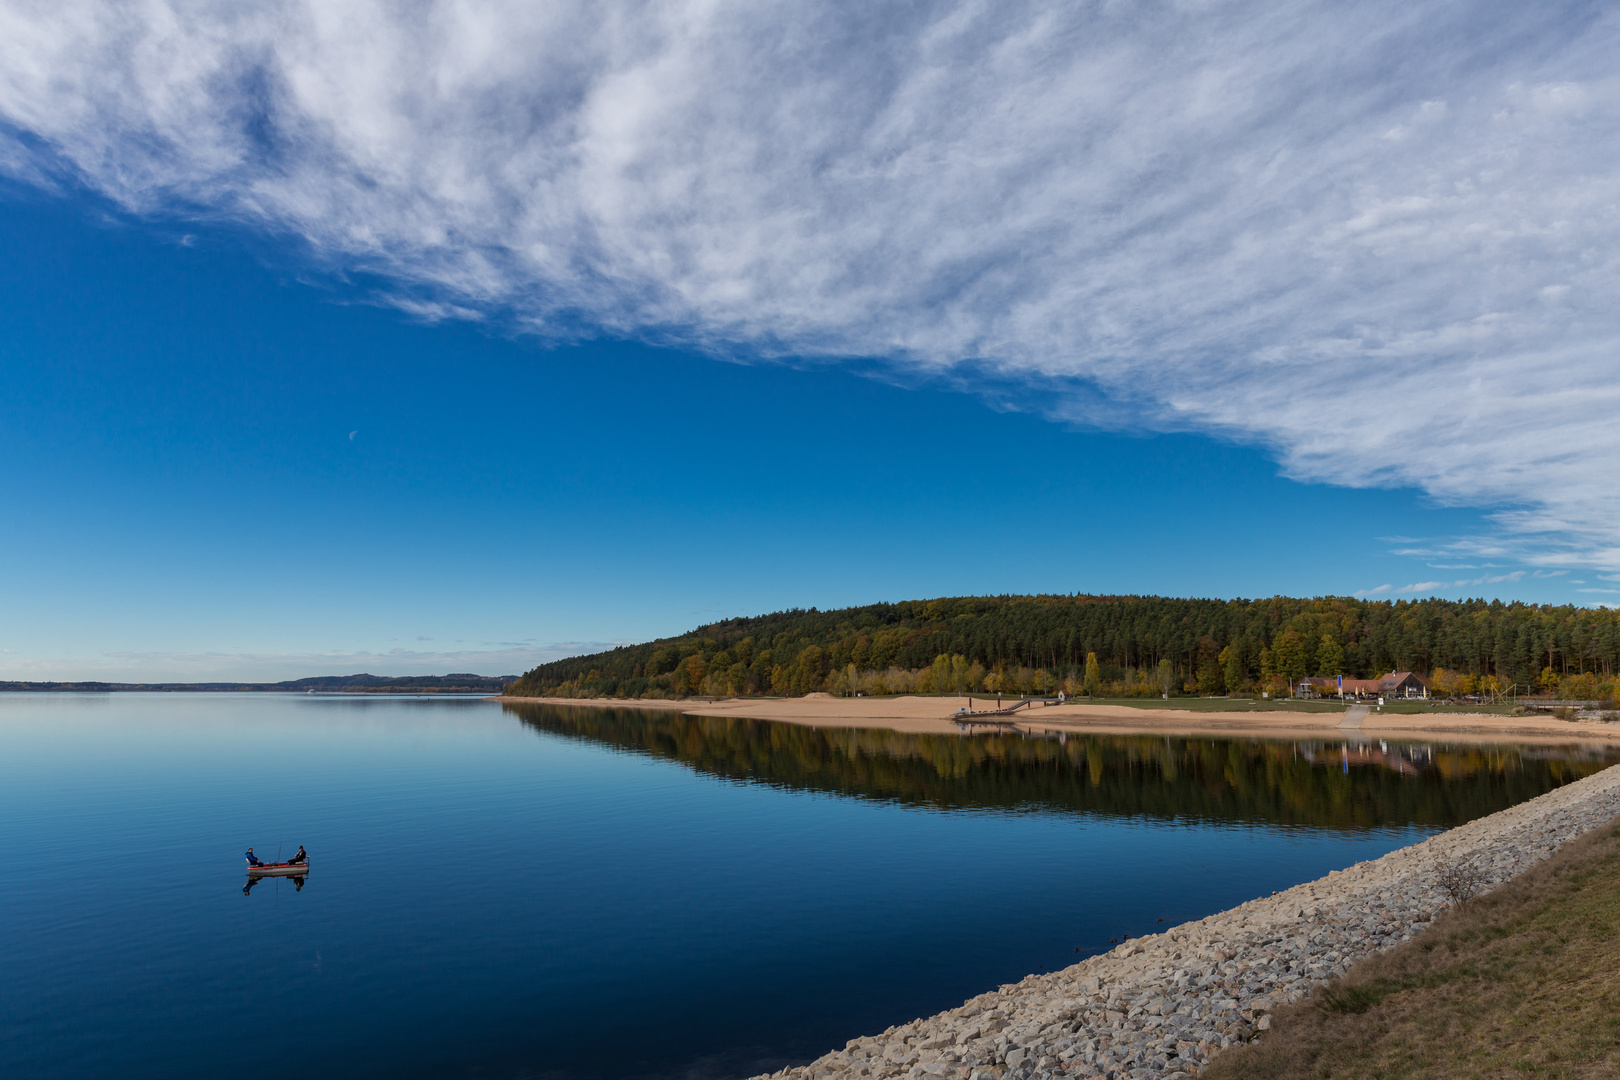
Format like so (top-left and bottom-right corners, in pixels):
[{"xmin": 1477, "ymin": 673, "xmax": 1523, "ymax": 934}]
[{"xmin": 3, "ymin": 694, "xmax": 1615, "ymax": 1079}]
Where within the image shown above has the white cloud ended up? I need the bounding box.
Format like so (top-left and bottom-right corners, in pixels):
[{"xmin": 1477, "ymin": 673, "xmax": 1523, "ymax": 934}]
[{"xmin": 2, "ymin": 1, "xmax": 1618, "ymax": 563}]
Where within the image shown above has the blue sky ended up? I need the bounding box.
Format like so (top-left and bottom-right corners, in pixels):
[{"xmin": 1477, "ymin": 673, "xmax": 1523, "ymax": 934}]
[
  {"xmin": 1, "ymin": 1, "xmax": 1616, "ymax": 679},
  {"xmin": 0, "ymin": 189, "xmax": 1586, "ymax": 680}
]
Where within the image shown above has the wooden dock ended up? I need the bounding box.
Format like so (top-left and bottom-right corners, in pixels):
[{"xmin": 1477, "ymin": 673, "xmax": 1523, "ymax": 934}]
[{"xmin": 949, "ymin": 696, "xmax": 1064, "ymax": 727}]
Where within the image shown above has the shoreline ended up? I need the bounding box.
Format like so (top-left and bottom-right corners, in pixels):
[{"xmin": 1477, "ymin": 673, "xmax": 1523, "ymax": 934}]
[
  {"xmin": 749, "ymin": 763, "xmax": 1620, "ymax": 1080},
  {"xmin": 494, "ymin": 694, "xmax": 1620, "ymax": 746}
]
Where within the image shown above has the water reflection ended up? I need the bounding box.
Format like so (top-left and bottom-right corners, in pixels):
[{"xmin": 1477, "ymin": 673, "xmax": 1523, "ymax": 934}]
[
  {"xmin": 505, "ymin": 703, "xmax": 1620, "ymax": 831},
  {"xmin": 241, "ymin": 873, "xmax": 306, "ymax": 896}
]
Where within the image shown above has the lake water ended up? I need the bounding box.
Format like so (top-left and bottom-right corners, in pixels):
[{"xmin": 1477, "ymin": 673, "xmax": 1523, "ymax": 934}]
[{"xmin": 3, "ymin": 694, "xmax": 1615, "ymax": 1079}]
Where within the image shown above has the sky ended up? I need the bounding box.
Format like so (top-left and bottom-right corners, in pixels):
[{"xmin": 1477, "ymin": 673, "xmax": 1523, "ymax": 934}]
[{"xmin": 0, "ymin": 0, "xmax": 1616, "ymax": 681}]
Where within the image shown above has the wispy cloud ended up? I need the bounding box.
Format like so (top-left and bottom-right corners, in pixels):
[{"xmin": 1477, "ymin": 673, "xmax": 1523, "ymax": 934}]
[
  {"xmin": 1357, "ymin": 573, "xmax": 1526, "ymax": 597},
  {"xmin": 377, "ymin": 296, "xmax": 486, "ymax": 323},
  {"xmin": 2, "ymin": 2, "xmax": 1618, "ymax": 565}
]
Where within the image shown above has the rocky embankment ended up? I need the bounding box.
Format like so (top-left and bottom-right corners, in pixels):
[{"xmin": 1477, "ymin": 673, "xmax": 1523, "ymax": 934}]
[{"xmin": 758, "ymin": 763, "xmax": 1620, "ymax": 1080}]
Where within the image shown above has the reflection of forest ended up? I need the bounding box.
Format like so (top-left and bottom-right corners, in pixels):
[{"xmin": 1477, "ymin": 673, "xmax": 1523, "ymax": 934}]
[{"xmin": 504, "ymin": 703, "xmax": 1620, "ymax": 831}]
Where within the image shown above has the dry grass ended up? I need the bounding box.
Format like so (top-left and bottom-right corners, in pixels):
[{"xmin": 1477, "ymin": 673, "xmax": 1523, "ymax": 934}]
[{"xmin": 1201, "ymin": 819, "xmax": 1620, "ymax": 1080}]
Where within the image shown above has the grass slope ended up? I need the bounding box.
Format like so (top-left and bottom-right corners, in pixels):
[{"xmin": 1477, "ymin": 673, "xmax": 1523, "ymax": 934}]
[{"xmin": 1204, "ymin": 818, "xmax": 1620, "ymax": 1080}]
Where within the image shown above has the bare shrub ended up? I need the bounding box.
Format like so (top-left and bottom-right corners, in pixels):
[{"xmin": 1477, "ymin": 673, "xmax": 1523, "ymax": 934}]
[{"xmin": 1434, "ymin": 860, "xmax": 1488, "ymax": 903}]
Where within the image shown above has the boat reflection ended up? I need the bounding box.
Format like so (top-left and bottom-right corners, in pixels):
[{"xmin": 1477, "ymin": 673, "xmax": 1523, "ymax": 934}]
[{"xmin": 242, "ymin": 872, "xmax": 308, "ymax": 896}]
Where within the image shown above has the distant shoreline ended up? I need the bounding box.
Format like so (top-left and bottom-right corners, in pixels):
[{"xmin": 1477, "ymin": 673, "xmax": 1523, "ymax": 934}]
[
  {"xmin": 0, "ymin": 687, "xmax": 498, "ymax": 694},
  {"xmin": 495, "ymin": 694, "xmax": 1620, "ymax": 745},
  {"xmin": 1, "ymin": 673, "xmax": 514, "ymax": 694}
]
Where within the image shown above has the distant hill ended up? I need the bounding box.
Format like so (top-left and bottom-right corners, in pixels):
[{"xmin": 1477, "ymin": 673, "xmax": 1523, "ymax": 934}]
[
  {"xmin": 0, "ymin": 673, "xmax": 515, "ymax": 693},
  {"xmin": 506, "ymin": 593, "xmax": 1619, "ymax": 702}
]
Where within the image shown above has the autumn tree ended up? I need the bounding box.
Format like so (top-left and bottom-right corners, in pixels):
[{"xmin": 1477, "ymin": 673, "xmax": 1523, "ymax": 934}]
[
  {"xmin": 1317, "ymin": 634, "xmax": 1344, "ymax": 677},
  {"xmin": 1274, "ymin": 630, "xmax": 1306, "ymax": 692},
  {"xmin": 952, "ymin": 654, "xmax": 972, "ymax": 692},
  {"xmin": 1084, "ymin": 652, "xmax": 1102, "ymax": 697},
  {"xmin": 1221, "ymin": 644, "xmax": 1244, "ymax": 694},
  {"xmin": 795, "ymin": 645, "xmax": 826, "ymax": 693},
  {"xmin": 682, "ymin": 654, "xmax": 707, "ymax": 695}
]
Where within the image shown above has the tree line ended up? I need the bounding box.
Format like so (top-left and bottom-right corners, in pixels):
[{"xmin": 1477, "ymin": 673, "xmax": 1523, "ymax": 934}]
[{"xmin": 505, "ymin": 594, "xmax": 1620, "ymax": 702}]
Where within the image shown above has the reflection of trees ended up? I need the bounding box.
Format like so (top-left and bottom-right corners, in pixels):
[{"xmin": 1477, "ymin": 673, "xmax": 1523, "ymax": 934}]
[{"xmin": 504, "ymin": 704, "xmax": 1620, "ymax": 831}]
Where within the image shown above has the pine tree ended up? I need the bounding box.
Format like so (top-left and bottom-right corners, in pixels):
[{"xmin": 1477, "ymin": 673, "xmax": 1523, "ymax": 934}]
[{"xmin": 1195, "ymin": 636, "xmax": 1224, "ymax": 694}]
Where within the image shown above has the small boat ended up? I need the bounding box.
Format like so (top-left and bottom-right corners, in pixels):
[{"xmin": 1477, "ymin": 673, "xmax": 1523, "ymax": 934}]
[{"xmin": 246, "ymin": 860, "xmax": 310, "ymax": 878}]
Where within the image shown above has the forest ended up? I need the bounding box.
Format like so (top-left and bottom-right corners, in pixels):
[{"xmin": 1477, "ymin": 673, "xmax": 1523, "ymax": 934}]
[{"xmin": 504, "ymin": 594, "xmax": 1620, "ymax": 703}]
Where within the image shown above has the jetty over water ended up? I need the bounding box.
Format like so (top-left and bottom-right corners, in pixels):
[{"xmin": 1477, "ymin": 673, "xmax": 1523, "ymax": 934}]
[{"xmin": 950, "ymin": 695, "xmax": 1065, "ymax": 729}]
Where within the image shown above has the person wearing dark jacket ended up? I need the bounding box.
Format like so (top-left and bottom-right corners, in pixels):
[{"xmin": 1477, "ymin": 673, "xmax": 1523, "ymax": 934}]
[{"xmin": 290, "ymin": 845, "xmax": 307, "ymax": 865}]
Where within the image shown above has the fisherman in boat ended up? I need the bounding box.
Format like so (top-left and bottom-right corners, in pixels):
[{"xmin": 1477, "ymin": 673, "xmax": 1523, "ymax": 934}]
[
  {"xmin": 245, "ymin": 847, "xmax": 264, "ymax": 867},
  {"xmin": 290, "ymin": 845, "xmax": 307, "ymax": 865}
]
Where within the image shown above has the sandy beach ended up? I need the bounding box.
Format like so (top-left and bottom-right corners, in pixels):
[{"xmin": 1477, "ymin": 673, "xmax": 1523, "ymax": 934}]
[{"xmin": 497, "ymin": 694, "xmax": 1620, "ymax": 746}]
